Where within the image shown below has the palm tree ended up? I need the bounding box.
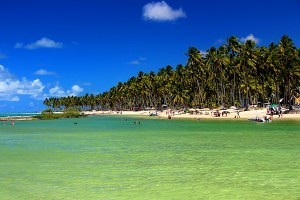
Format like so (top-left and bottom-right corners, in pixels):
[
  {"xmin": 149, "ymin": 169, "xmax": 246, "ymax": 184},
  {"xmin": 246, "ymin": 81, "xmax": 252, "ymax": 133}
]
[
  {"xmin": 277, "ymin": 35, "xmax": 300, "ymax": 109},
  {"xmin": 227, "ymin": 36, "xmax": 241, "ymax": 106},
  {"xmin": 206, "ymin": 46, "xmax": 229, "ymax": 106},
  {"xmin": 171, "ymin": 64, "xmax": 190, "ymax": 108},
  {"xmin": 42, "ymin": 35, "xmax": 299, "ymax": 112},
  {"xmin": 186, "ymin": 47, "xmax": 206, "ymax": 108},
  {"xmin": 43, "ymin": 98, "xmax": 51, "ymax": 108},
  {"xmin": 238, "ymin": 40, "xmax": 257, "ymax": 110},
  {"xmin": 156, "ymin": 66, "xmax": 173, "ymax": 107},
  {"xmin": 255, "ymin": 46, "xmax": 271, "ymax": 105}
]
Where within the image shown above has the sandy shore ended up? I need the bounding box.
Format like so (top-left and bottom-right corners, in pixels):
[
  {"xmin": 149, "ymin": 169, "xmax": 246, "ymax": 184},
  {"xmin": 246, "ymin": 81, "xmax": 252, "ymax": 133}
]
[
  {"xmin": 0, "ymin": 116, "xmax": 36, "ymax": 121},
  {"xmin": 84, "ymin": 109, "xmax": 300, "ymax": 121}
]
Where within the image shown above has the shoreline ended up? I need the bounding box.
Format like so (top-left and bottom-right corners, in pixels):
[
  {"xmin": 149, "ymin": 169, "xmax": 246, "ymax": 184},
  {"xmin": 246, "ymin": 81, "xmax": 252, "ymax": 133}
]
[
  {"xmin": 83, "ymin": 109, "xmax": 300, "ymax": 121},
  {"xmin": 2, "ymin": 109, "xmax": 300, "ymax": 121},
  {"xmin": 0, "ymin": 116, "xmax": 36, "ymax": 121}
]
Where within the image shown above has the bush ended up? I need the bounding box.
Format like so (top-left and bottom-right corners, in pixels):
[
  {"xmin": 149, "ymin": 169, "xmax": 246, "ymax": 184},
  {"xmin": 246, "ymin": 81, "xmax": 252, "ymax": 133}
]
[
  {"xmin": 63, "ymin": 108, "xmax": 81, "ymax": 118},
  {"xmin": 37, "ymin": 109, "xmax": 60, "ymax": 120},
  {"xmin": 37, "ymin": 108, "xmax": 82, "ymax": 120}
]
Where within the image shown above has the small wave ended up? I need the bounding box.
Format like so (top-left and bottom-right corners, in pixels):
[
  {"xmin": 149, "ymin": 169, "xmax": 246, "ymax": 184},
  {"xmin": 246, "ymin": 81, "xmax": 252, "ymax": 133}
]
[{"xmin": 0, "ymin": 112, "xmax": 40, "ymax": 117}]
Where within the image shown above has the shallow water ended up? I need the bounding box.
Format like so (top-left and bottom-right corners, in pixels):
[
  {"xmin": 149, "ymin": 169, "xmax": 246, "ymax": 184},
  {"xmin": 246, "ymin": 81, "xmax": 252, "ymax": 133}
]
[
  {"xmin": 0, "ymin": 112, "xmax": 40, "ymax": 117},
  {"xmin": 0, "ymin": 116, "xmax": 299, "ymax": 199}
]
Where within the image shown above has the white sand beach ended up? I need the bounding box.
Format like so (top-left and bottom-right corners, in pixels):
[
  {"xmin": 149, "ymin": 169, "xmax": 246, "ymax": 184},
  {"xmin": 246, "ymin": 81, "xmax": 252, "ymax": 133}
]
[{"xmin": 84, "ymin": 108, "xmax": 300, "ymax": 121}]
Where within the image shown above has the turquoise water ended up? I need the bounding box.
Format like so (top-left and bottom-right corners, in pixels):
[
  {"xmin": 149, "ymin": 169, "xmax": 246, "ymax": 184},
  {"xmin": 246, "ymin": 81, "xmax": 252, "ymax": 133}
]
[{"xmin": 0, "ymin": 116, "xmax": 299, "ymax": 199}]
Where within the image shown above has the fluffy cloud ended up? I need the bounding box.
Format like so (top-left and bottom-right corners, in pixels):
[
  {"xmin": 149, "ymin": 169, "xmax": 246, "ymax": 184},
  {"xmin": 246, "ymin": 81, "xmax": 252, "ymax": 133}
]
[
  {"xmin": 70, "ymin": 85, "xmax": 83, "ymax": 95},
  {"xmin": 129, "ymin": 60, "xmax": 141, "ymax": 65},
  {"xmin": 34, "ymin": 69, "xmax": 55, "ymax": 75},
  {"xmin": 48, "ymin": 84, "xmax": 83, "ymax": 97},
  {"xmin": 49, "ymin": 86, "xmax": 66, "ymax": 97},
  {"xmin": 15, "ymin": 37, "xmax": 63, "ymax": 49},
  {"xmin": 143, "ymin": 1, "xmax": 186, "ymax": 21},
  {"xmin": 16, "ymin": 79, "xmax": 45, "ymax": 95},
  {"xmin": 0, "ymin": 65, "xmax": 13, "ymax": 80},
  {"xmin": 129, "ymin": 57, "xmax": 146, "ymax": 65},
  {"xmin": 241, "ymin": 34, "xmax": 260, "ymax": 44},
  {"xmin": 0, "ymin": 65, "xmax": 84, "ymax": 106},
  {"xmin": 0, "ymin": 65, "xmax": 45, "ymax": 101}
]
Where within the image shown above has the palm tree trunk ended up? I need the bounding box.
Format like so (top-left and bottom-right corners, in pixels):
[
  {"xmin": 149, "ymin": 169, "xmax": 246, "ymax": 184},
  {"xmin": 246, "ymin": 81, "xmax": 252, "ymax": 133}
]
[{"xmin": 288, "ymin": 77, "xmax": 293, "ymax": 110}]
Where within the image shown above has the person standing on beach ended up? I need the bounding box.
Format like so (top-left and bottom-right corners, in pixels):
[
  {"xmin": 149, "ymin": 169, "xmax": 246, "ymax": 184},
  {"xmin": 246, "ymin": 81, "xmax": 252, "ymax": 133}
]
[
  {"xmin": 278, "ymin": 107, "xmax": 283, "ymax": 118},
  {"xmin": 236, "ymin": 110, "xmax": 240, "ymax": 118}
]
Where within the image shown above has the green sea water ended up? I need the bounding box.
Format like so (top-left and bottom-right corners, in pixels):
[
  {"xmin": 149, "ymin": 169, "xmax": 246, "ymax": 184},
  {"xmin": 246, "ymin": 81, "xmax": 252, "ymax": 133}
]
[{"xmin": 0, "ymin": 116, "xmax": 299, "ymax": 200}]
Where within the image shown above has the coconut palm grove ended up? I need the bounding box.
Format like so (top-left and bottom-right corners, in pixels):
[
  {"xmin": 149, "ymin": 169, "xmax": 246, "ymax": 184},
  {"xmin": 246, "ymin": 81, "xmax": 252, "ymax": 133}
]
[{"xmin": 43, "ymin": 35, "xmax": 300, "ymax": 112}]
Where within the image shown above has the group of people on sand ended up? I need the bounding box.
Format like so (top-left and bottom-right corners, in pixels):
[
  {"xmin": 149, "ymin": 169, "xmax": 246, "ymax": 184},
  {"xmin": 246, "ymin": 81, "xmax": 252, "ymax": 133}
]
[
  {"xmin": 166, "ymin": 109, "xmax": 175, "ymax": 116},
  {"xmin": 267, "ymin": 106, "xmax": 283, "ymax": 118},
  {"xmin": 211, "ymin": 109, "xmax": 236, "ymax": 118},
  {"xmin": 254, "ymin": 115, "xmax": 272, "ymax": 122}
]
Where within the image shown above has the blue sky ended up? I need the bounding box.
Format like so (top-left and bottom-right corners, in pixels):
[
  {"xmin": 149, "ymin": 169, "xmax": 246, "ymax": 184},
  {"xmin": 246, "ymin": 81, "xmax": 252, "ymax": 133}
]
[{"xmin": 0, "ymin": 0, "xmax": 300, "ymax": 112}]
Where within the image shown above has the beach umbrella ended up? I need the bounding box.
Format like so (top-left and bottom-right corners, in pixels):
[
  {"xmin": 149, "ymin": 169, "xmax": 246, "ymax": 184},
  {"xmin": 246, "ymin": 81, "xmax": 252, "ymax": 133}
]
[{"xmin": 270, "ymin": 104, "xmax": 278, "ymax": 108}]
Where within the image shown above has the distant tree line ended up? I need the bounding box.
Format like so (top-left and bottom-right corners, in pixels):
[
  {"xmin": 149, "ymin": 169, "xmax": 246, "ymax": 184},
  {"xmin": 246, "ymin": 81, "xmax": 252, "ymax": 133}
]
[{"xmin": 44, "ymin": 35, "xmax": 300, "ymax": 111}]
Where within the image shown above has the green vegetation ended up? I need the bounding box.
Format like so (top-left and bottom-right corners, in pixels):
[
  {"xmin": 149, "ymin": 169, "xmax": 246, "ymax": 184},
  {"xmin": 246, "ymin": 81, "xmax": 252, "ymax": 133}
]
[
  {"xmin": 63, "ymin": 108, "xmax": 83, "ymax": 118},
  {"xmin": 44, "ymin": 35, "xmax": 300, "ymax": 111},
  {"xmin": 37, "ymin": 108, "xmax": 82, "ymax": 120}
]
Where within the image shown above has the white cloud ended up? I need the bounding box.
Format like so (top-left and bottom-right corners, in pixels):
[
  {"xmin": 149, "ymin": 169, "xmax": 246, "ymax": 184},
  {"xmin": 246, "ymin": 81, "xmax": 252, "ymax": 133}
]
[
  {"xmin": 0, "ymin": 65, "xmax": 13, "ymax": 80},
  {"xmin": 143, "ymin": 1, "xmax": 186, "ymax": 22},
  {"xmin": 70, "ymin": 85, "xmax": 83, "ymax": 95},
  {"xmin": 15, "ymin": 37, "xmax": 63, "ymax": 49},
  {"xmin": 241, "ymin": 34, "xmax": 260, "ymax": 44},
  {"xmin": 0, "ymin": 94, "xmax": 20, "ymax": 102},
  {"xmin": 129, "ymin": 60, "xmax": 141, "ymax": 65},
  {"xmin": 129, "ymin": 57, "xmax": 146, "ymax": 65},
  {"xmin": 0, "ymin": 65, "xmax": 45, "ymax": 101},
  {"xmin": 10, "ymin": 96, "xmax": 20, "ymax": 102},
  {"xmin": 49, "ymin": 86, "xmax": 66, "ymax": 96},
  {"xmin": 48, "ymin": 84, "xmax": 83, "ymax": 97},
  {"xmin": 34, "ymin": 69, "xmax": 55, "ymax": 75},
  {"xmin": 16, "ymin": 78, "xmax": 45, "ymax": 96},
  {"xmin": 0, "ymin": 65, "xmax": 84, "ymax": 103}
]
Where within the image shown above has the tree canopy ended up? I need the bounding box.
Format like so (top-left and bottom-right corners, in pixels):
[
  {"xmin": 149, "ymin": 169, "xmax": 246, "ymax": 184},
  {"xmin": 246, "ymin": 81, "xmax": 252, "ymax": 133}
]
[{"xmin": 44, "ymin": 35, "xmax": 300, "ymax": 111}]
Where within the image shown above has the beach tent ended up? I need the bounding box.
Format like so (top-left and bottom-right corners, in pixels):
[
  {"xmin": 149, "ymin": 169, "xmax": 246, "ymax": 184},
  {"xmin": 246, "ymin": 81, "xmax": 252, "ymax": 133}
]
[{"xmin": 269, "ymin": 104, "xmax": 278, "ymax": 108}]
